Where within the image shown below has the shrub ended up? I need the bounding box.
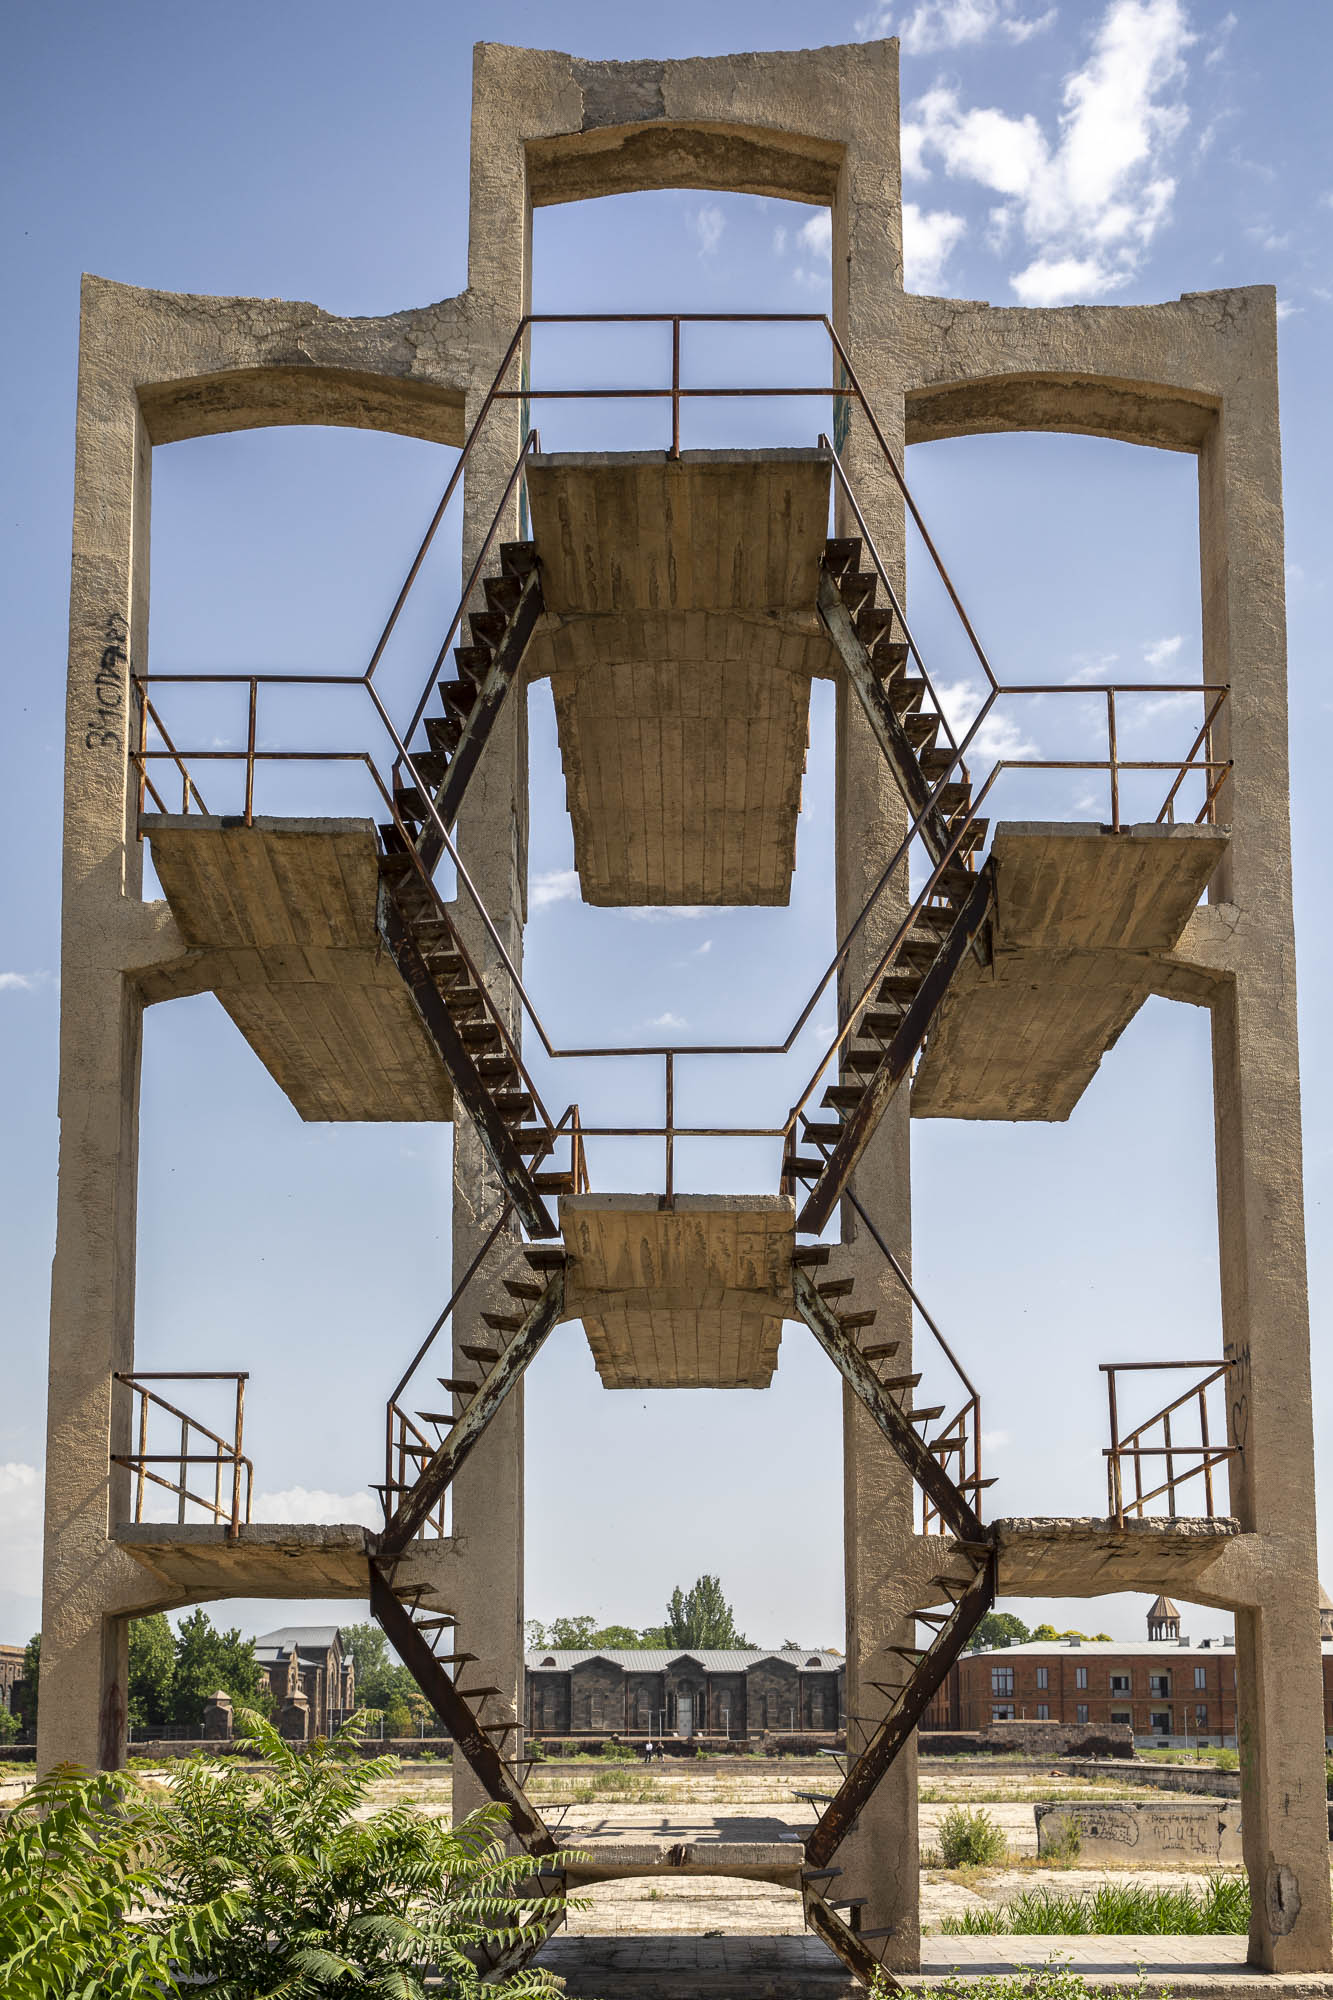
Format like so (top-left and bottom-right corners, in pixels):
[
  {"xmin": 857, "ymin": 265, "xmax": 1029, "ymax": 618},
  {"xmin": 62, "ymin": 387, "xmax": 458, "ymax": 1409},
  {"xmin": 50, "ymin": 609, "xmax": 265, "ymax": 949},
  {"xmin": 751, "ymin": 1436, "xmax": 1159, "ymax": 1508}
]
[
  {"xmin": 938, "ymin": 1876, "xmax": 1249, "ymax": 1936},
  {"xmin": 0, "ymin": 1765, "xmax": 236, "ymax": 1998},
  {"xmin": 1, "ymin": 1714, "xmax": 585, "ymax": 1997},
  {"xmin": 937, "ymin": 1806, "xmax": 1008, "ymax": 1868},
  {"xmin": 602, "ymin": 1740, "xmax": 638, "ymax": 1760},
  {"xmin": 878, "ymin": 1970, "xmax": 1167, "ymax": 2000}
]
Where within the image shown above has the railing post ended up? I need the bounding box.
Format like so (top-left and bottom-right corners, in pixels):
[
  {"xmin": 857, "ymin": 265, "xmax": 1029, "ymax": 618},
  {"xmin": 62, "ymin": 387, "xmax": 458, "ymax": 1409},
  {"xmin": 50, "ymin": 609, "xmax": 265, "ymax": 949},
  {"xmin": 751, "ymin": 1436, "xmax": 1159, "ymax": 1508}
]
[
  {"xmin": 1106, "ymin": 1367, "xmax": 1120, "ymax": 1521},
  {"xmin": 245, "ymin": 678, "xmax": 258, "ymax": 826},
  {"xmin": 1164, "ymin": 1407, "xmax": 1176, "ymax": 1519},
  {"xmin": 664, "ymin": 1053, "xmax": 675, "ymax": 1207},
  {"xmin": 135, "ymin": 1383, "xmax": 148, "ymax": 1523},
  {"xmin": 671, "ymin": 318, "xmax": 681, "ymax": 458},
  {"xmin": 178, "ymin": 1415, "xmax": 189, "ymax": 1524},
  {"xmin": 231, "ymin": 1375, "xmax": 246, "ymax": 1538},
  {"xmin": 1107, "ymin": 688, "xmax": 1119, "ymax": 831},
  {"xmin": 1200, "ymin": 1386, "xmax": 1215, "ymax": 1517}
]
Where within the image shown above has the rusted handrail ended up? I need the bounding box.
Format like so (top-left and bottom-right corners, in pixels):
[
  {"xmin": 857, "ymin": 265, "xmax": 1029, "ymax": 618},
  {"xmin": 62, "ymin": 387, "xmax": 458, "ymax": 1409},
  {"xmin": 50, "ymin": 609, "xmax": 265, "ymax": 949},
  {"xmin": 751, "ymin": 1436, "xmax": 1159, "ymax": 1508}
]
[
  {"xmin": 1101, "ymin": 1359, "xmax": 1238, "ymax": 1525},
  {"xmin": 111, "ymin": 1372, "xmax": 252, "ymax": 1537}
]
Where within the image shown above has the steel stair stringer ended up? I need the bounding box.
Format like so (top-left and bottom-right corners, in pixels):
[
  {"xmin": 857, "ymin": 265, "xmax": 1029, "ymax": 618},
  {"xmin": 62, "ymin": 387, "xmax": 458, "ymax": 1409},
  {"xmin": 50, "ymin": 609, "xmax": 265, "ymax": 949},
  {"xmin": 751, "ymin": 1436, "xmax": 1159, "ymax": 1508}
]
[
  {"xmin": 379, "ymin": 1266, "xmax": 565, "ymax": 1551},
  {"xmin": 792, "ymin": 1262, "xmax": 996, "ymax": 1987},
  {"xmin": 376, "ymin": 881, "xmax": 560, "ymax": 1239},
  {"xmin": 817, "ymin": 562, "xmax": 959, "ymax": 873},
  {"xmin": 794, "ymin": 862, "xmax": 996, "ymax": 1236}
]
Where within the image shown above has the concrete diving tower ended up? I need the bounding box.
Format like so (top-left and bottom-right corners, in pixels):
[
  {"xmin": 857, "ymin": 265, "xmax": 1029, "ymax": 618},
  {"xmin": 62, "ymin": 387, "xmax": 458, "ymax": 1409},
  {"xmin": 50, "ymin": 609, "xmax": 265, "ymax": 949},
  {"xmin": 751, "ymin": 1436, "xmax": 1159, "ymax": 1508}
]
[{"xmin": 524, "ymin": 449, "xmax": 836, "ymax": 906}]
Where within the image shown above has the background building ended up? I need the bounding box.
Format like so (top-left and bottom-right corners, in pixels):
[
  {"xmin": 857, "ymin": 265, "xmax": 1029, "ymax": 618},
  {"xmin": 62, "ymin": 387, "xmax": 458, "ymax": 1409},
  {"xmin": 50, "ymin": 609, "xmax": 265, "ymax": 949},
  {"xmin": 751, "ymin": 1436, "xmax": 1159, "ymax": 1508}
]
[
  {"xmin": 525, "ymin": 1647, "xmax": 844, "ymax": 1740},
  {"xmin": 253, "ymin": 1626, "xmax": 355, "ymax": 1740}
]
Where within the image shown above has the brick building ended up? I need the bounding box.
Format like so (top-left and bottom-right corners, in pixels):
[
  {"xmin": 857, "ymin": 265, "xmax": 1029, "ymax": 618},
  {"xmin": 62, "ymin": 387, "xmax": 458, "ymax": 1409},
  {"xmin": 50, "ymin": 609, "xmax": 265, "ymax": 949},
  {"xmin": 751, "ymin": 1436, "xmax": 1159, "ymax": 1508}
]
[
  {"xmin": 254, "ymin": 1626, "xmax": 355, "ymax": 1739},
  {"xmin": 524, "ymin": 1647, "xmax": 844, "ymax": 1741},
  {"xmin": 927, "ymin": 1597, "xmax": 1333, "ymax": 1750},
  {"xmin": 0, "ymin": 1644, "xmax": 26, "ymax": 1718}
]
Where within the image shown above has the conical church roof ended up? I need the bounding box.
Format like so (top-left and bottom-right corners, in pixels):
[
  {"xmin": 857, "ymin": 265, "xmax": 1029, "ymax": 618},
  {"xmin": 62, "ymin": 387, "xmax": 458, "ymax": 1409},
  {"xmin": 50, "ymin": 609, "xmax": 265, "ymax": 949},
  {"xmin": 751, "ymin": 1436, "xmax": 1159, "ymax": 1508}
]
[{"xmin": 1148, "ymin": 1595, "xmax": 1180, "ymax": 1619}]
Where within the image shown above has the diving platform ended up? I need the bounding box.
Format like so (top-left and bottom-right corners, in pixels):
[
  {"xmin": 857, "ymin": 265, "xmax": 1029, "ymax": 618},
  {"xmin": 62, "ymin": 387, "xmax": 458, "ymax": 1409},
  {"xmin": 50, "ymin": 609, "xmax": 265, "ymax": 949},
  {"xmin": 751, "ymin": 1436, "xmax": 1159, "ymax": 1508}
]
[
  {"xmin": 147, "ymin": 817, "xmax": 454, "ymax": 1121},
  {"xmin": 911, "ymin": 822, "xmax": 1229, "ymax": 1121},
  {"xmin": 524, "ymin": 449, "xmax": 836, "ymax": 906},
  {"xmin": 560, "ymin": 1193, "xmax": 795, "ymax": 1389}
]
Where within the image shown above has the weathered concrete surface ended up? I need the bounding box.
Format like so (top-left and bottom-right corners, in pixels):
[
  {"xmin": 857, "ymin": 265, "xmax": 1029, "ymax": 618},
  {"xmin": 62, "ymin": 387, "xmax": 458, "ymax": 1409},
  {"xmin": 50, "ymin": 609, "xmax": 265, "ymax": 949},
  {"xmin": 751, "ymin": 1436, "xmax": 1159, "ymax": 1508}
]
[
  {"xmin": 560, "ymin": 1195, "xmax": 794, "ymax": 1388},
  {"xmin": 991, "ymin": 1517, "xmax": 1241, "ymax": 1600},
  {"xmin": 1036, "ymin": 1799, "xmax": 1245, "ymax": 1866},
  {"xmin": 913, "ymin": 825, "xmax": 1229, "ymax": 1120},
  {"xmin": 525, "ymin": 451, "xmax": 835, "ymax": 905},
  {"xmin": 114, "ymin": 1523, "xmax": 461, "ymax": 1604},
  {"xmin": 146, "ymin": 817, "xmax": 454, "ymax": 1120},
  {"xmin": 565, "ymin": 1842, "xmax": 805, "ymax": 1888}
]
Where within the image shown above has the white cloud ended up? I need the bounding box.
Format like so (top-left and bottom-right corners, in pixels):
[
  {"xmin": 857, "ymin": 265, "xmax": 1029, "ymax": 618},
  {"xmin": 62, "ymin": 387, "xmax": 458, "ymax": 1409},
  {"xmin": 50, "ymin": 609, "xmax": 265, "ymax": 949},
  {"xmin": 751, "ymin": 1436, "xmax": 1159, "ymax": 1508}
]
[
  {"xmin": 0, "ymin": 1464, "xmax": 43, "ymax": 1598},
  {"xmin": 530, "ymin": 868, "xmax": 580, "ymax": 911},
  {"xmin": 857, "ymin": 0, "xmax": 1056, "ymax": 52},
  {"xmin": 0, "ymin": 972, "xmax": 38, "ymax": 991},
  {"xmin": 1204, "ymin": 9, "xmax": 1236, "ymax": 65},
  {"xmin": 772, "ymin": 224, "xmax": 788, "ymax": 254},
  {"xmin": 937, "ymin": 679, "xmax": 1040, "ymax": 760},
  {"xmin": 905, "ymin": 0, "xmax": 1194, "ymax": 304},
  {"xmin": 1276, "ymin": 298, "xmax": 1301, "ymax": 322},
  {"xmin": 1143, "ymin": 633, "xmax": 1183, "ymax": 669},
  {"xmin": 253, "ymin": 1485, "xmax": 382, "ymax": 1528},
  {"xmin": 904, "ymin": 201, "xmax": 968, "ymax": 290},
  {"xmin": 693, "ymin": 939, "xmax": 713, "ymax": 956},
  {"xmin": 980, "ymin": 1428, "xmax": 1011, "ymax": 1451},
  {"xmin": 646, "ymin": 1011, "xmax": 688, "ymax": 1030},
  {"xmin": 797, "ymin": 211, "xmax": 833, "ymax": 261},
  {"xmin": 624, "ymin": 906, "xmax": 712, "ymax": 923},
  {"xmin": 1066, "ymin": 649, "xmax": 1120, "ymax": 685},
  {"xmin": 1286, "ymin": 562, "xmax": 1305, "ymax": 588},
  {"xmin": 691, "ymin": 204, "xmax": 726, "ymax": 256}
]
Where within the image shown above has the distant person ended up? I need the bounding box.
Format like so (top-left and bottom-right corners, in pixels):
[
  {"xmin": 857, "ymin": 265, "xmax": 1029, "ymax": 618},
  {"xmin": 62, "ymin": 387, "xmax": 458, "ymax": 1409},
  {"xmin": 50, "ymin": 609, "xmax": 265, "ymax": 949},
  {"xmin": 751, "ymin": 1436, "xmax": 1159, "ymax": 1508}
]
[{"xmin": 642, "ymin": 1738, "xmax": 654, "ymax": 1765}]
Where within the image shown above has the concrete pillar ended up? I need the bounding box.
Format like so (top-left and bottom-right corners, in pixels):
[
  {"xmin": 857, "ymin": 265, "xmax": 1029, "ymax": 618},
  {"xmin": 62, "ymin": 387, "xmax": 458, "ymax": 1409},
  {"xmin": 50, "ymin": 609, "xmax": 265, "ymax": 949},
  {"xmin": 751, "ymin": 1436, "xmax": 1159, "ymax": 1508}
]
[
  {"xmin": 39, "ymin": 292, "xmax": 159, "ymax": 1775},
  {"xmin": 1200, "ymin": 368, "xmax": 1332, "ymax": 1972},
  {"xmin": 446, "ymin": 43, "xmax": 535, "ymax": 1823},
  {"xmin": 829, "ymin": 70, "xmax": 921, "ymax": 1965}
]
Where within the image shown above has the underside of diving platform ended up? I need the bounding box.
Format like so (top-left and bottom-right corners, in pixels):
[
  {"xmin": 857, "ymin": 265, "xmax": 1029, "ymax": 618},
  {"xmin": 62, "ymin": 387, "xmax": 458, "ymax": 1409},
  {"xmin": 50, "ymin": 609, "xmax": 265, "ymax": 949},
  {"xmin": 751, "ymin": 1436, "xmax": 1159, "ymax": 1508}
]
[
  {"xmin": 560, "ymin": 1194, "xmax": 796, "ymax": 1389},
  {"xmin": 911, "ymin": 822, "xmax": 1229, "ymax": 1120},
  {"xmin": 146, "ymin": 817, "xmax": 454, "ymax": 1121},
  {"xmin": 524, "ymin": 450, "xmax": 836, "ymax": 907}
]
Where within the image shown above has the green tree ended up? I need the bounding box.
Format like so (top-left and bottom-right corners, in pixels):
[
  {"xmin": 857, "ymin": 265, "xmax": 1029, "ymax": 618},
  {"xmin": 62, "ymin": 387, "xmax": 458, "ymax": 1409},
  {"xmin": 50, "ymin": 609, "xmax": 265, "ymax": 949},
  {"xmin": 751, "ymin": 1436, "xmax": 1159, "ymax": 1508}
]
[
  {"xmin": 170, "ymin": 1611, "xmax": 265, "ymax": 1728},
  {"xmin": 1031, "ymin": 1623, "xmax": 1058, "ymax": 1641},
  {"xmin": 527, "ymin": 1616, "xmax": 649, "ymax": 1650},
  {"xmin": 661, "ymin": 1576, "xmax": 751, "ymax": 1649},
  {"xmin": 972, "ymin": 1612, "xmax": 1031, "ymax": 1650},
  {"xmin": 128, "ymin": 1613, "xmax": 176, "ymax": 1731}
]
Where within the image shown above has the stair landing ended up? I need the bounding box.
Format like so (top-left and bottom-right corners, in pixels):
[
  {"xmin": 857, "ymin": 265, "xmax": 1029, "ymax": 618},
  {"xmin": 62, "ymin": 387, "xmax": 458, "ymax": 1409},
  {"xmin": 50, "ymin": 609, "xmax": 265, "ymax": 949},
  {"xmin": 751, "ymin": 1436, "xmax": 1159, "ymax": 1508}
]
[
  {"xmin": 524, "ymin": 450, "xmax": 836, "ymax": 907},
  {"xmin": 912, "ymin": 822, "xmax": 1228, "ymax": 1121},
  {"xmin": 560, "ymin": 1194, "xmax": 796, "ymax": 1389},
  {"xmin": 146, "ymin": 816, "xmax": 454, "ymax": 1121}
]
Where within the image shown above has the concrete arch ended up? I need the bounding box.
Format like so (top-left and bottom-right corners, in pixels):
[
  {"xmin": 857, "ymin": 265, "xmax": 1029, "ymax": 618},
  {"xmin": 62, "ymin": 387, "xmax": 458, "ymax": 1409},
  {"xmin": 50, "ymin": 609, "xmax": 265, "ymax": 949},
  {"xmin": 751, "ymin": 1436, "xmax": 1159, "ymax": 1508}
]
[
  {"xmin": 138, "ymin": 362, "xmax": 466, "ymax": 448},
  {"xmin": 525, "ymin": 118, "xmax": 842, "ymax": 208},
  {"xmin": 904, "ymin": 370, "xmax": 1219, "ymax": 456}
]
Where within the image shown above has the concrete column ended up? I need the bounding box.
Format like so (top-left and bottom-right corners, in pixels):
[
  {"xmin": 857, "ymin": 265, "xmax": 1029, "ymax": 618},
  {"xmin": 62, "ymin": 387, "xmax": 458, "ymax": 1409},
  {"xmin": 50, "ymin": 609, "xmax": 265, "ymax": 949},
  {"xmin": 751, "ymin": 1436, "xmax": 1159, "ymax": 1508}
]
[
  {"xmin": 39, "ymin": 298, "xmax": 162, "ymax": 1774},
  {"xmin": 832, "ymin": 147, "xmax": 921, "ymax": 1949},
  {"xmin": 1200, "ymin": 375, "xmax": 1332, "ymax": 1972},
  {"xmin": 448, "ymin": 53, "xmax": 534, "ymax": 1823}
]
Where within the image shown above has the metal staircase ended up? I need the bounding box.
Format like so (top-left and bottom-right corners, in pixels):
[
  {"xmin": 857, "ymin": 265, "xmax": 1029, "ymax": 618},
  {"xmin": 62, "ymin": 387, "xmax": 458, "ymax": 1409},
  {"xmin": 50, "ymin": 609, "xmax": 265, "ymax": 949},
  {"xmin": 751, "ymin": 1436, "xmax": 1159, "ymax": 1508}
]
[
  {"xmin": 369, "ymin": 1240, "xmax": 573, "ymax": 1979},
  {"xmin": 791, "ymin": 1247, "xmax": 997, "ymax": 1987}
]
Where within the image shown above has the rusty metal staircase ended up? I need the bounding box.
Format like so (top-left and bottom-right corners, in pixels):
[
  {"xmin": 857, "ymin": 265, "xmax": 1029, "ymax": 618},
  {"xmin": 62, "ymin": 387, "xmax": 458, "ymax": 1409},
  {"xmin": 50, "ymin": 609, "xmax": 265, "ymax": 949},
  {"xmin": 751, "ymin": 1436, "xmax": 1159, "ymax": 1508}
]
[
  {"xmin": 781, "ymin": 534, "xmax": 998, "ymax": 1235},
  {"xmin": 369, "ymin": 1241, "xmax": 573, "ymax": 1978},
  {"xmin": 371, "ymin": 536, "xmax": 580, "ymax": 1239},
  {"xmin": 791, "ymin": 1245, "xmax": 996, "ymax": 1987}
]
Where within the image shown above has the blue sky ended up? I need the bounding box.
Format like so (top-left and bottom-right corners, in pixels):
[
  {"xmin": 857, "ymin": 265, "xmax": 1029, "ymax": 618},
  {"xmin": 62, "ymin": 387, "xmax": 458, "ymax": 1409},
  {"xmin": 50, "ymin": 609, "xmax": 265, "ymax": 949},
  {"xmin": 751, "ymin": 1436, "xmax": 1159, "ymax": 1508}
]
[{"xmin": 2, "ymin": 0, "xmax": 1330, "ymax": 1655}]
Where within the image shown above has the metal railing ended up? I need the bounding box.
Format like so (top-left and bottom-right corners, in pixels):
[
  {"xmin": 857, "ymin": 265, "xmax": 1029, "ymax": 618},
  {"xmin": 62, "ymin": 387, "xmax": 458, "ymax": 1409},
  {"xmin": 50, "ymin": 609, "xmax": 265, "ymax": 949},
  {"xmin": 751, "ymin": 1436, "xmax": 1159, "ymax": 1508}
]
[
  {"xmin": 130, "ymin": 312, "xmax": 1232, "ymax": 1206},
  {"xmin": 843, "ymin": 1192, "xmax": 986, "ymax": 1536},
  {"xmin": 1102, "ymin": 1360, "xmax": 1238, "ymax": 1525},
  {"xmin": 111, "ymin": 1372, "xmax": 252, "ymax": 1536}
]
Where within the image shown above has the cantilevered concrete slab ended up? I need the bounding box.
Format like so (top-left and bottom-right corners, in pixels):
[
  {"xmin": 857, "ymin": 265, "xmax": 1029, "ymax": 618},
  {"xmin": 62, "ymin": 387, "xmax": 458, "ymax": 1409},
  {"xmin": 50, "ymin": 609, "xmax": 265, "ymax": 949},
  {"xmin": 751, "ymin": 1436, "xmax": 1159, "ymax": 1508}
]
[
  {"xmin": 524, "ymin": 451, "xmax": 836, "ymax": 905},
  {"xmin": 147, "ymin": 817, "xmax": 454, "ymax": 1121},
  {"xmin": 912, "ymin": 823, "xmax": 1228, "ymax": 1120},
  {"xmin": 114, "ymin": 1523, "xmax": 459, "ymax": 1604},
  {"xmin": 560, "ymin": 1194, "xmax": 795, "ymax": 1389},
  {"xmin": 990, "ymin": 1517, "xmax": 1240, "ymax": 1600}
]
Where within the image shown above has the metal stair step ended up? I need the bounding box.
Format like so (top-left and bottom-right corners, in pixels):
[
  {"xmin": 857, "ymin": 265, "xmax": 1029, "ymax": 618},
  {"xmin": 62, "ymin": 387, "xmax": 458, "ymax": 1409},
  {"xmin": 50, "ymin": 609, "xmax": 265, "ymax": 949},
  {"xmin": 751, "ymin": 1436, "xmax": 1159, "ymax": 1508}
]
[
  {"xmin": 500, "ymin": 540, "xmax": 539, "ymax": 577},
  {"xmin": 792, "ymin": 1245, "xmax": 831, "ymax": 1266},
  {"xmin": 460, "ymin": 1344, "xmax": 500, "ymax": 1365},
  {"xmin": 783, "ymin": 1155, "xmax": 823, "ymax": 1178},
  {"xmin": 822, "ymin": 1085, "xmax": 864, "ymax": 1109},
  {"xmin": 504, "ymin": 1278, "xmax": 545, "ymax": 1301},
  {"xmin": 482, "ymin": 1313, "xmax": 524, "ymax": 1333},
  {"xmin": 815, "ymin": 1278, "xmax": 855, "ymax": 1299},
  {"xmin": 861, "ymin": 1342, "xmax": 900, "ymax": 1360},
  {"xmin": 801, "ymin": 1122, "xmax": 843, "ymax": 1144},
  {"xmin": 823, "ymin": 537, "xmax": 863, "ymax": 573},
  {"xmin": 525, "ymin": 1247, "xmax": 567, "ymax": 1269},
  {"xmin": 905, "ymin": 1404, "xmax": 947, "ymax": 1424},
  {"xmin": 837, "ymin": 1310, "xmax": 877, "ymax": 1331}
]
